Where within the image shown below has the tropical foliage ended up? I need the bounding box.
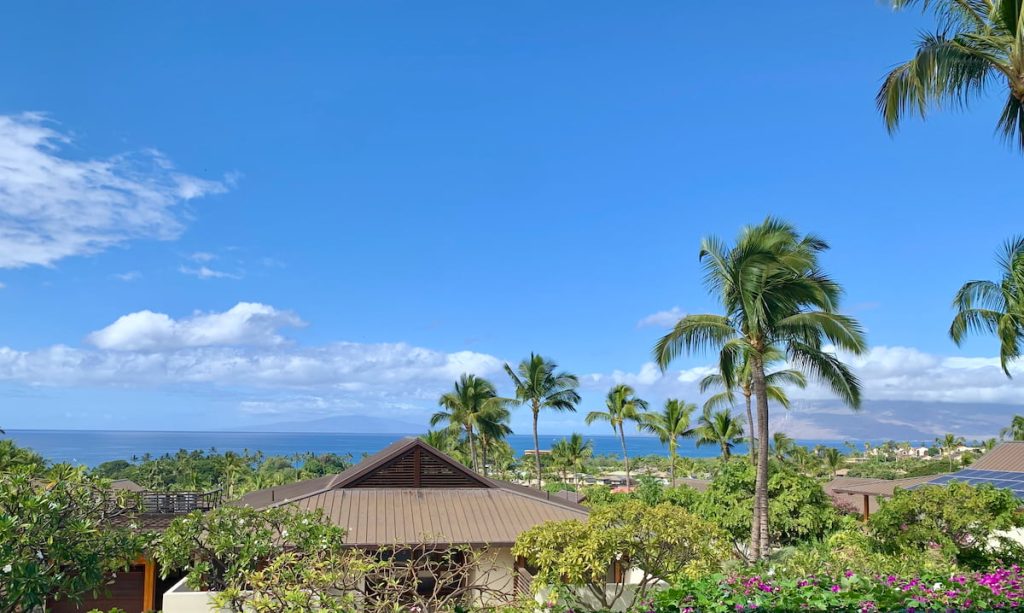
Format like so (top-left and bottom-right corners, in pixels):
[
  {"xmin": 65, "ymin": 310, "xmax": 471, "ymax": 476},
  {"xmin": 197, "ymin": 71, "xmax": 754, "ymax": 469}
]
[
  {"xmin": 0, "ymin": 458, "xmax": 150, "ymax": 612},
  {"xmin": 513, "ymin": 500, "xmax": 729, "ymax": 610}
]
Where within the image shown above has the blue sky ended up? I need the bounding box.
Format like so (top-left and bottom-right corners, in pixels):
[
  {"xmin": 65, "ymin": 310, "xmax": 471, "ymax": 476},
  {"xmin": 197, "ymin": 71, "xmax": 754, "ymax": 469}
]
[{"xmin": 0, "ymin": 2, "xmax": 1021, "ymax": 437}]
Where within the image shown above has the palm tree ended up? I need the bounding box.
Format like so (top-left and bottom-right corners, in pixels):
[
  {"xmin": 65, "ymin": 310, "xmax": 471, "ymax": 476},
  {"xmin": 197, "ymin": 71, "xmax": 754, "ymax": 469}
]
[
  {"xmin": 984, "ymin": 437, "xmax": 999, "ymax": 451},
  {"xmin": 638, "ymin": 399, "xmax": 696, "ymax": 487},
  {"xmin": 431, "ymin": 374, "xmax": 507, "ymax": 472},
  {"xmin": 421, "ymin": 429, "xmax": 459, "ymax": 455},
  {"xmin": 550, "ymin": 433, "xmax": 593, "ymax": 490},
  {"xmin": 654, "ymin": 218, "xmax": 867, "ymax": 560},
  {"xmin": 701, "ymin": 347, "xmax": 807, "ymax": 466},
  {"xmin": 585, "ymin": 384, "xmax": 648, "ymax": 488},
  {"xmin": 950, "ymin": 237, "xmax": 1024, "ymax": 376},
  {"xmin": 695, "ymin": 408, "xmax": 745, "ymax": 460},
  {"xmin": 878, "ymin": 0, "xmax": 1024, "ymax": 151},
  {"xmin": 823, "ymin": 447, "xmax": 844, "ymax": 477},
  {"xmin": 1001, "ymin": 415, "xmax": 1024, "ymax": 440},
  {"xmin": 937, "ymin": 433, "xmax": 966, "ymax": 471},
  {"xmin": 771, "ymin": 432, "xmax": 795, "ymax": 463},
  {"xmin": 477, "ymin": 404, "xmax": 513, "ymax": 477},
  {"xmin": 505, "ymin": 354, "xmax": 581, "ymax": 488}
]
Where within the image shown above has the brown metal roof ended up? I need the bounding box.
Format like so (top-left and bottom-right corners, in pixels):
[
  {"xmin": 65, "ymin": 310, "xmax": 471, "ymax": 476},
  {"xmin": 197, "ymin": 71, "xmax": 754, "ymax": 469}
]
[
  {"xmin": 290, "ymin": 488, "xmax": 588, "ymax": 546},
  {"xmin": 830, "ymin": 475, "xmax": 937, "ymax": 497},
  {"xmin": 233, "ymin": 437, "xmax": 589, "ymax": 546},
  {"xmin": 966, "ymin": 442, "xmax": 1024, "ymax": 472},
  {"xmin": 676, "ymin": 478, "xmax": 710, "ymax": 492},
  {"xmin": 110, "ymin": 479, "xmax": 145, "ymax": 492}
]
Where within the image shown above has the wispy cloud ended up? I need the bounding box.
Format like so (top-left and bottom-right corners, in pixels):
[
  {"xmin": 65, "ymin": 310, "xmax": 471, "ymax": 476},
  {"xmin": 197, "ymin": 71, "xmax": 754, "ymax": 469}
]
[
  {"xmin": 178, "ymin": 265, "xmax": 241, "ymax": 280},
  {"xmin": 0, "ymin": 113, "xmax": 231, "ymax": 268},
  {"xmin": 113, "ymin": 271, "xmax": 142, "ymax": 282},
  {"xmin": 636, "ymin": 306, "xmax": 684, "ymax": 328}
]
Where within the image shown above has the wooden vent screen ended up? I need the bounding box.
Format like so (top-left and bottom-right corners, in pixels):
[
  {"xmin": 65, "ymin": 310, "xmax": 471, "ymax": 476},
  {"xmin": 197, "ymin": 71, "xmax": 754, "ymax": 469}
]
[{"xmin": 350, "ymin": 447, "xmax": 485, "ymax": 488}]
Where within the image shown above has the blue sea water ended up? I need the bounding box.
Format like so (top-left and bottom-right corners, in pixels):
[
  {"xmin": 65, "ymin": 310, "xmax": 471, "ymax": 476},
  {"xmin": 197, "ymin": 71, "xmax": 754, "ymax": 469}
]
[{"xmin": 2, "ymin": 430, "xmax": 855, "ymax": 467}]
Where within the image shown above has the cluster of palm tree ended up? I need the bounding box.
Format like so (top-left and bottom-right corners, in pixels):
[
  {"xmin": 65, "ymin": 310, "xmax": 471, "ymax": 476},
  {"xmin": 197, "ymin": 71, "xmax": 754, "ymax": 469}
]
[
  {"xmin": 654, "ymin": 218, "xmax": 867, "ymax": 561},
  {"xmin": 549, "ymin": 433, "xmax": 593, "ymax": 490}
]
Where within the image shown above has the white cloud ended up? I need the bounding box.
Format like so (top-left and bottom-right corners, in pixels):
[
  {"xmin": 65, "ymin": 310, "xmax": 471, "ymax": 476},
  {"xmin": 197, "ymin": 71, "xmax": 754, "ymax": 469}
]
[
  {"xmin": 178, "ymin": 265, "xmax": 240, "ymax": 280},
  {"xmin": 113, "ymin": 271, "xmax": 141, "ymax": 282},
  {"xmin": 0, "ymin": 113, "xmax": 230, "ymax": 268},
  {"xmin": 580, "ymin": 346, "xmax": 1024, "ymax": 415},
  {"xmin": 188, "ymin": 252, "xmax": 216, "ymax": 262},
  {"xmin": 86, "ymin": 302, "xmax": 306, "ymax": 351},
  {"xmin": 636, "ymin": 307, "xmax": 684, "ymax": 328}
]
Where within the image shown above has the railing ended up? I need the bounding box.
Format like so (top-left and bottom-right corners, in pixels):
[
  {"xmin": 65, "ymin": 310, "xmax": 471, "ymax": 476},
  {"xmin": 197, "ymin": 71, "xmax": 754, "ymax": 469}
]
[
  {"xmin": 514, "ymin": 566, "xmax": 533, "ymax": 596},
  {"xmin": 136, "ymin": 488, "xmax": 222, "ymax": 514}
]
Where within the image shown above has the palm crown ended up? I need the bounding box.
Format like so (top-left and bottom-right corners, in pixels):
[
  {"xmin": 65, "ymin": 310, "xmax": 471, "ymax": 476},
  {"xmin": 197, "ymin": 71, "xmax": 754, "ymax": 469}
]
[
  {"xmin": 950, "ymin": 236, "xmax": 1024, "ymax": 377},
  {"xmin": 879, "ymin": 0, "xmax": 1024, "ymax": 150}
]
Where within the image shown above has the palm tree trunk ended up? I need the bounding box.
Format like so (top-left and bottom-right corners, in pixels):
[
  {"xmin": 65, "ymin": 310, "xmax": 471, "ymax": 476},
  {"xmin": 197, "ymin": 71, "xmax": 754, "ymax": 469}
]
[
  {"xmin": 619, "ymin": 424, "xmax": 631, "ymax": 488},
  {"xmin": 481, "ymin": 437, "xmax": 489, "ymax": 477},
  {"xmin": 532, "ymin": 405, "xmax": 542, "ymax": 489},
  {"xmin": 467, "ymin": 424, "xmax": 478, "ymax": 472},
  {"xmin": 751, "ymin": 352, "xmax": 771, "ymax": 560},
  {"xmin": 669, "ymin": 440, "xmax": 676, "ymax": 488},
  {"xmin": 744, "ymin": 388, "xmax": 756, "ymax": 467},
  {"xmin": 744, "ymin": 387, "xmax": 761, "ymax": 555}
]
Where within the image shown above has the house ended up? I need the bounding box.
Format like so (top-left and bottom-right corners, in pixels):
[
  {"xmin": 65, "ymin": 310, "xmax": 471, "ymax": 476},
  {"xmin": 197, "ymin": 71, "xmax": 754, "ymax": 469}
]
[
  {"xmin": 829, "ymin": 442, "xmax": 1024, "ymax": 520},
  {"xmin": 177, "ymin": 437, "xmax": 591, "ymax": 607},
  {"xmin": 825, "ymin": 475, "xmax": 937, "ymax": 520},
  {"xmin": 48, "ymin": 487, "xmax": 221, "ymax": 613}
]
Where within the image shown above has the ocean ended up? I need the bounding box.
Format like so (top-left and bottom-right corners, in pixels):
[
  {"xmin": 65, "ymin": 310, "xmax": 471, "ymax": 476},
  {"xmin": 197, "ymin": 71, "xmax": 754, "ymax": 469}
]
[{"xmin": 1, "ymin": 429, "xmax": 853, "ymax": 467}]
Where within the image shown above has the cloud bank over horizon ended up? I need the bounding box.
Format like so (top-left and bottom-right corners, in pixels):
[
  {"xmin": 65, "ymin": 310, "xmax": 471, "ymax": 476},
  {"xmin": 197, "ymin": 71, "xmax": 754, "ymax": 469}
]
[{"xmin": 0, "ymin": 301, "xmax": 1021, "ymax": 437}]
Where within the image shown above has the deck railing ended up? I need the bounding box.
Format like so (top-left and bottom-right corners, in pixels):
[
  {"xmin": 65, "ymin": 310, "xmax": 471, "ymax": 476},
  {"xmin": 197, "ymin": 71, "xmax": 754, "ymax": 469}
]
[{"xmin": 135, "ymin": 488, "xmax": 222, "ymax": 514}]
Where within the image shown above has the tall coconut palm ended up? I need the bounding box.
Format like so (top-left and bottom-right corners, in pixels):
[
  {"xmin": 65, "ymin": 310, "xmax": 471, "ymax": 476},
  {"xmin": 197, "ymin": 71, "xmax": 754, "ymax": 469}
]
[
  {"xmin": 585, "ymin": 384, "xmax": 648, "ymax": 488},
  {"xmin": 937, "ymin": 433, "xmax": 966, "ymax": 471},
  {"xmin": 878, "ymin": 0, "xmax": 1024, "ymax": 151},
  {"xmin": 550, "ymin": 433, "xmax": 593, "ymax": 491},
  {"xmin": 1001, "ymin": 414, "xmax": 1024, "ymax": 440},
  {"xmin": 654, "ymin": 218, "xmax": 866, "ymax": 559},
  {"xmin": 431, "ymin": 374, "xmax": 507, "ymax": 472},
  {"xmin": 638, "ymin": 399, "xmax": 696, "ymax": 487},
  {"xmin": 504, "ymin": 354, "xmax": 581, "ymax": 488},
  {"xmin": 950, "ymin": 237, "xmax": 1024, "ymax": 376},
  {"xmin": 695, "ymin": 408, "xmax": 744, "ymax": 460},
  {"xmin": 701, "ymin": 348, "xmax": 807, "ymax": 467}
]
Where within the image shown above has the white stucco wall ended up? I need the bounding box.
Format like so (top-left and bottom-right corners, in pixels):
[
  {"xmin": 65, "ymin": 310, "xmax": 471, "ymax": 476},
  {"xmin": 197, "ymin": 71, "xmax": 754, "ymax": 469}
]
[{"xmin": 161, "ymin": 577, "xmax": 235, "ymax": 613}]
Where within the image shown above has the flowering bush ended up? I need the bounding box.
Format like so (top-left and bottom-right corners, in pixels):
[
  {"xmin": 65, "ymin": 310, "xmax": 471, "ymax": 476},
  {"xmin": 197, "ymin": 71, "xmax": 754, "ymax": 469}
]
[{"xmin": 652, "ymin": 566, "xmax": 1024, "ymax": 612}]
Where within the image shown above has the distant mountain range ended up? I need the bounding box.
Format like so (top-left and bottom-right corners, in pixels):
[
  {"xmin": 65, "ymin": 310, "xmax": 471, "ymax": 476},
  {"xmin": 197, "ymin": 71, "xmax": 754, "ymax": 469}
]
[
  {"xmin": 772, "ymin": 399, "xmax": 1021, "ymax": 442},
  {"xmin": 237, "ymin": 414, "xmax": 423, "ymax": 434}
]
